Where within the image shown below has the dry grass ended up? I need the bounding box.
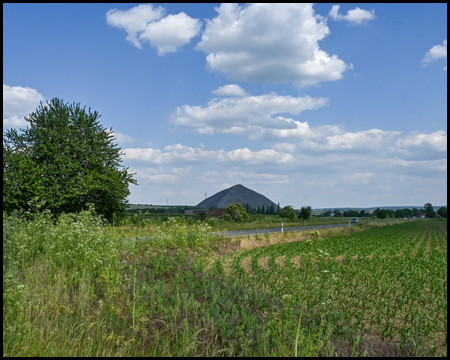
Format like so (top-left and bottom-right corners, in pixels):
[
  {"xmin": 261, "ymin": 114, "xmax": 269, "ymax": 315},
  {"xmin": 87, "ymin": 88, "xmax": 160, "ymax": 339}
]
[
  {"xmin": 258, "ymin": 256, "xmax": 270, "ymax": 270},
  {"xmin": 274, "ymin": 256, "xmax": 286, "ymax": 269},
  {"xmin": 291, "ymin": 256, "xmax": 302, "ymax": 268},
  {"xmin": 335, "ymin": 254, "xmax": 346, "ymax": 264}
]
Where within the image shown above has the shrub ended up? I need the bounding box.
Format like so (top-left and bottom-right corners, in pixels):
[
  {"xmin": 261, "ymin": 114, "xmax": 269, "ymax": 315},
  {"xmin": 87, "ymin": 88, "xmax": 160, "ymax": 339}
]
[
  {"xmin": 221, "ymin": 203, "xmax": 249, "ymax": 223},
  {"xmin": 280, "ymin": 205, "xmax": 296, "ymax": 221}
]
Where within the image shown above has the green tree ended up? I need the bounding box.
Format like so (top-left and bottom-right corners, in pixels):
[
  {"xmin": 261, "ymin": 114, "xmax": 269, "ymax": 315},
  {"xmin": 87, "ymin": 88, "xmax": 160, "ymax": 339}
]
[
  {"xmin": 3, "ymin": 98, "xmax": 137, "ymax": 222},
  {"xmin": 377, "ymin": 209, "xmax": 387, "ymax": 219},
  {"xmin": 424, "ymin": 203, "xmax": 435, "ymax": 218},
  {"xmin": 298, "ymin": 206, "xmax": 312, "ymax": 221},
  {"xmin": 437, "ymin": 206, "xmax": 447, "ymax": 218},
  {"xmin": 395, "ymin": 209, "xmax": 406, "ymax": 218},
  {"xmin": 323, "ymin": 210, "xmax": 332, "ymax": 217},
  {"xmin": 333, "ymin": 209, "xmax": 342, "ymax": 217},
  {"xmin": 197, "ymin": 210, "xmax": 207, "ymax": 221},
  {"xmin": 221, "ymin": 203, "xmax": 249, "ymax": 222},
  {"xmin": 279, "ymin": 205, "xmax": 296, "ymax": 221},
  {"xmin": 411, "ymin": 208, "xmax": 420, "ymax": 217}
]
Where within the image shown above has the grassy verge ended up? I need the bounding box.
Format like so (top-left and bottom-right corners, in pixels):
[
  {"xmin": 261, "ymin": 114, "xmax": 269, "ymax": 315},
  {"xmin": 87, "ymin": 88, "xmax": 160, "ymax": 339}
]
[{"xmin": 3, "ymin": 210, "xmax": 442, "ymax": 357}]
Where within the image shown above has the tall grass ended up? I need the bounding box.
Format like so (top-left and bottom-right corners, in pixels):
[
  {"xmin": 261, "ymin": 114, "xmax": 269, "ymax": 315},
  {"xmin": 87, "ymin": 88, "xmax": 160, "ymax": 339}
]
[{"xmin": 3, "ymin": 209, "xmax": 440, "ymax": 356}]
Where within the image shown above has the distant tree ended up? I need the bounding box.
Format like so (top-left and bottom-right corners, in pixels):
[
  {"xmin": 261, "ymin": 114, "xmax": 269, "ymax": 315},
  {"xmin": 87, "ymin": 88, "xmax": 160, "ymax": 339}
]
[
  {"xmin": 3, "ymin": 98, "xmax": 137, "ymax": 222},
  {"xmin": 395, "ymin": 209, "xmax": 406, "ymax": 218},
  {"xmin": 359, "ymin": 210, "xmax": 366, "ymax": 217},
  {"xmin": 403, "ymin": 208, "xmax": 412, "ymax": 217},
  {"xmin": 245, "ymin": 203, "xmax": 250, "ymax": 213},
  {"xmin": 298, "ymin": 206, "xmax": 312, "ymax": 221},
  {"xmin": 323, "ymin": 210, "xmax": 332, "ymax": 217},
  {"xmin": 437, "ymin": 206, "xmax": 447, "ymax": 218},
  {"xmin": 221, "ymin": 203, "xmax": 249, "ymax": 223},
  {"xmin": 277, "ymin": 203, "xmax": 280, "ymax": 215},
  {"xmin": 412, "ymin": 208, "xmax": 420, "ymax": 217},
  {"xmin": 280, "ymin": 205, "xmax": 296, "ymax": 221},
  {"xmin": 343, "ymin": 210, "xmax": 359, "ymax": 217},
  {"xmin": 268, "ymin": 204, "xmax": 276, "ymax": 215},
  {"xmin": 333, "ymin": 209, "xmax": 342, "ymax": 217},
  {"xmin": 425, "ymin": 203, "xmax": 435, "ymax": 218},
  {"xmin": 261, "ymin": 205, "xmax": 265, "ymax": 215},
  {"xmin": 386, "ymin": 209, "xmax": 395, "ymax": 218},
  {"xmin": 377, "ymin": 209, "xmax": 387, "ymax": 219}
]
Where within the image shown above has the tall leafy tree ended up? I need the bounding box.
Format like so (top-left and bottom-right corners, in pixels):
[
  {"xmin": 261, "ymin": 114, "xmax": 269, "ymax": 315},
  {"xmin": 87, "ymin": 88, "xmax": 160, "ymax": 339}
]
[
  {"xmin": 3, "ymin": 98, "xmax": 137, "ymax": 222},
  {"xmin": 298, "ymin": 206, "xmax": 312, "ymax": 221},
  {"xmin": 280, "ymin": 205, "xmax": 296, "ymax": 221}
]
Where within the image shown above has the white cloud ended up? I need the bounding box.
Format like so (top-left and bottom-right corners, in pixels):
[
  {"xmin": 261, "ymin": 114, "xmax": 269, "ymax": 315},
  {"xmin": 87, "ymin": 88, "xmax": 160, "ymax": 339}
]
[
  {"xmin": 196, "ymin": 3, "xmax": 348, "ymax": 87},
  {"xmin": 343, "ymin": 172, "xmax": 375, "ymax": 185},
  {"xmin": 212, "ymin": 84, "xmax": 249, "ymax": 97},
  {"xmin": 200, "ymin": 171, "xmax": 289, "ymax": 185},
  {"xmin": 171, "ymin": 92, "xmax": 330, "ymax": 140},
  {"xmin": 123, "ymin": 145, "xmax": 294, "ymax": 166},
  {"xmin": 389, "ymin": 130, "xmax": 447, "ymax": 160},
  {"xmin": 3, "ymin": 84, "xmax": 45, "ymax": 128},
  {"xmin": 324, "ymin": 129, "xmax": 401, "ymax": 151},
  {"xmin": 329, "ymin": 5, "xmax": 375, "ymax": 24},
  {"xmin": 272, "ymin": 129, "xmax": 401, "ymax": 154},
  {"xmin": 139, "ymin": 12, "xmax": 202, "ymax": 55},
  {"xmin": 111, "ymin": 132, "xmax": 137, "ymax": 144},
  {"xmin": 422, "ymin": 40, "xmax": 447, "ymax": 68},
  {"xmin": 106, "ymin": 4, "xmax": 201, "ymax": 55},
  {"xmin": 106, "ymin": 4, "xmax": 164, "ymax": 48}
]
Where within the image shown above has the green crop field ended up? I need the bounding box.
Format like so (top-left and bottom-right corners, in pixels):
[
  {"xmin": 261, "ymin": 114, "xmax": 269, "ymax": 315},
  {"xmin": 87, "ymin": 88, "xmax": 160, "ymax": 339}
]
[
  {"xmin": 215, "ymin": 219, "xmax": 447, "ymax": 355},
  {"xmin": 3, "ymin": 210, "xmax": 447, "ymax": 356}
]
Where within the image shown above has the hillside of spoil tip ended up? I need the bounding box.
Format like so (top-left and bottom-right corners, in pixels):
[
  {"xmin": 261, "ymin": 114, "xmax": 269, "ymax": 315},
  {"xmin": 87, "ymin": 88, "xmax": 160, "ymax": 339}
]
[{"xmin": 196, "ymin": 184, "xmax": 277, "ymax": 210}]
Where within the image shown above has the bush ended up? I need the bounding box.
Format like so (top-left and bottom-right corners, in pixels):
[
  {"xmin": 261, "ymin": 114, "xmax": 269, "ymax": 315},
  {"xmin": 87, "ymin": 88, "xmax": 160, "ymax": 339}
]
[
  {"xmin": 220, "ymin": 203, "xmax": 249, "ymax": 223},
  {"xmin": 279, "ymin": 205, "xmax": 296, "ymax": 221}
]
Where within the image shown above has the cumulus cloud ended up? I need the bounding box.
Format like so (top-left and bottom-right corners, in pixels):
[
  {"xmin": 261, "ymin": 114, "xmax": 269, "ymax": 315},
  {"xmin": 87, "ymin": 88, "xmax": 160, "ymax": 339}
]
[
  {"xmin": 200, "ymin": 171, "xmax": 289, "ymax": 185},
  {"xmin": 269, "ymin": 128, "xmax": 401, "ymax": 154},
  {"xmin": 389, "ymin": 130, "xmax": 447, "ymax": 160},
  {"xmin": 123, "ymin": 144, "xmax": 294, "ymax": 166},
  {"xmin": 106, "ymin": 4, "xmax": 201, "ymax": 55},
  {"xmin": 3, "ymin": 84, "xmax": 45, "ymax": 128},
  {"xmin": 422, "ymin": 40, "xmax": 447, "ymax": 69},
  {"xmin": 171, "ymin": 91, "xmax": 330, "ymax": 140},
  {"xmin": 329, "ymin": 5, "xmax": 375, "ymax": 24},
  {"xmin": 196, "ymin": 3, "xmax": 349, "ymax": 87},
  {"xmin": 212, "ymin": 84, "xmax": 249, "ymax": 97}
]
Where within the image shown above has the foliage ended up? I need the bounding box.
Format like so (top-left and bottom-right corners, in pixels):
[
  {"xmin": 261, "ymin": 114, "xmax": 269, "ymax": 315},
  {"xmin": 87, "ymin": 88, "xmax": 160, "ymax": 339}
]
[
  {"xmin": 197, "ymin": 210, "xmax": 207, "ymax": 221},
  {"xmin": 218, "ymin": 219, "xmax": 447, "ymax": 356},
  {"xmin": 3, "ymin": 98, "xmax": 137, "ymax": 222},
  {"xmin": 437, "ymin": 206, "xmax": 447, "ymax": 218},
  {"xmin": 333, "ymin": 209, "xmax": 342, "ymax": 217},
  {"xmin": 425, "ymin": 203, "xmax": 436, "ymax": 218},
  {"xmin": 298, "ymin": 205, "xmax": 313, "ymax": 221},
  {"xmin": 279, "ymin": 205, "xmax": 296, "ymax": 221},
  {"xmin": 343, "ymin": 209, "xmax": 359, "ymax": 217},
  {"xmin": 220, "ymin": 203, "xmax": 249, "ymax": 223},
  {"xmin": 3, "ymin": 209, "xmax": 446, "ymax": 356}
]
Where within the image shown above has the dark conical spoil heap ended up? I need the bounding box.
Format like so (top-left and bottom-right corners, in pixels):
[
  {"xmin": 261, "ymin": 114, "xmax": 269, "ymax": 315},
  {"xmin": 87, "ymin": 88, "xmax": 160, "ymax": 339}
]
[{"xmin": 196, "ymin": 184, "xmax": 277, "ymax": 210}]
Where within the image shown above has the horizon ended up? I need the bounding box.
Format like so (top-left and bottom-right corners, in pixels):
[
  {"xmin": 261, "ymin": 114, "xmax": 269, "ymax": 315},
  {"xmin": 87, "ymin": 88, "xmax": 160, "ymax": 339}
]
[{"xmin": 3, "ymin": 4, "xmax": 447, "ymax": 208}]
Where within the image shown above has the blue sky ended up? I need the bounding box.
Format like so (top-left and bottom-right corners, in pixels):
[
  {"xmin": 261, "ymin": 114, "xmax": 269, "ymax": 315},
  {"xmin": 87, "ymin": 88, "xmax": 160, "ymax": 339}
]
[{"xmin": 3, "ymin": 3, "xmax": 447, "ymax": 208}]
